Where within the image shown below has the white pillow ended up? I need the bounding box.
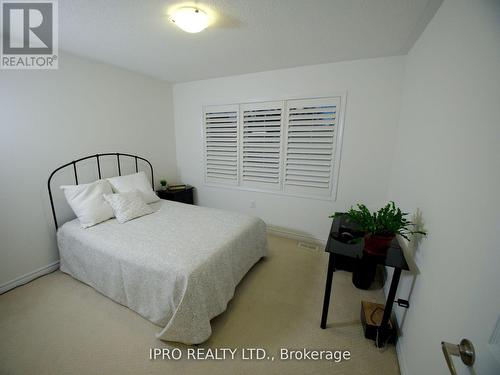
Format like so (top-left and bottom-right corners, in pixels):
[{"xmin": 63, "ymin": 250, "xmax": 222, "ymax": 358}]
[
  {"xmin": 107, "ymin": 171, "xmax": 159, "ymax": 204},
  {"xmin": 103, "ymin": 191, "xmax": 153, "ymax": 224},
  {"xmin": 60, "ymin": 180, "xmax": 114, "ymax": 228}
]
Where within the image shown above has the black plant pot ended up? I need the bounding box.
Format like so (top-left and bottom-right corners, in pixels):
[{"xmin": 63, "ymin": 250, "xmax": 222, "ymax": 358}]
[{"xmin": 352, "ymin": 253, "xmax": 378, "ymax": 290}]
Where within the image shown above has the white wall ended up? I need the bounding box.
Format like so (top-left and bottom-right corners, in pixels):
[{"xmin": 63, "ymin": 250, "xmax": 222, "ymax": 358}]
[
  {"xmin": 0, "ymin": 52, "xmax": 176, "ymax": 287},
  {"xmin": 387, "ymin": 0, "xmax": 500, "ymax": 374},
  {"xmin": 173, "ymin": 56, "xmax": 405, "ymax": 242}
]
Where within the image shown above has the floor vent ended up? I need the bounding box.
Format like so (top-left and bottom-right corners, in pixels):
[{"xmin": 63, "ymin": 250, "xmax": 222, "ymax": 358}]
[{"xmin": 297, "ymin": 242, "xmax": 319, "ymax": 251}]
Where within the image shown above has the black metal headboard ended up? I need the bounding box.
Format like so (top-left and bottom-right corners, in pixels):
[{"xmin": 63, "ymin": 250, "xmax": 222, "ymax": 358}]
[{"xmin": 47, "ymin": 153, "xmax": 154, "ymax": 230}]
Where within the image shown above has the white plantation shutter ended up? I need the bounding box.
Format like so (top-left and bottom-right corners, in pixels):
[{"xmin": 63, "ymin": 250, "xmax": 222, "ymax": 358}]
[
  {"xmin": 284, "ymin": 97, "xmax": 340, "ymax": 198},
  {"xmin": 202, "ymin": 96, "xmax": 343, "ymax": 200},
  {"xmin": 204, "ymin": 105, "xmax": 239, "ymax": 185},
  {"xmin": 240, "ymin": 101, "xmax": 284, "ymax": 190}
]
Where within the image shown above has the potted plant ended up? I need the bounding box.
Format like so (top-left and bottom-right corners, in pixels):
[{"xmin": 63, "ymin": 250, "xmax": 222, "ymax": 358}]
[
  {"xmin": 160, "ymin": 179, "xmax": 168, "ymax": 191},
  {"xmin": 336, "ymin": 202, "xmax": 425, "ymax": 256}
]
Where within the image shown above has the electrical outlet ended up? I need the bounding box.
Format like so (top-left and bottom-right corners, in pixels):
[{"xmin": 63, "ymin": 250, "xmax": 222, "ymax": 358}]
[{"xmin": 250, "ymin": 201, "xmax": 256, "ymax": 208}]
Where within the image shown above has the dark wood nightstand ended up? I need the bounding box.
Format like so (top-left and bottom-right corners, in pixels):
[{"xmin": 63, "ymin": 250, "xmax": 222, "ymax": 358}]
[{"xmin": 156, "ymin": 185, "xmax": 194, "ymax": 205}]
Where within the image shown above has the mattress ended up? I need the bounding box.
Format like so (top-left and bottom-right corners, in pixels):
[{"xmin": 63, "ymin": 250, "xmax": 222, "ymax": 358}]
[{"xmin": 57, "ymin": 200, "xmax": 268, "ymax": 344}]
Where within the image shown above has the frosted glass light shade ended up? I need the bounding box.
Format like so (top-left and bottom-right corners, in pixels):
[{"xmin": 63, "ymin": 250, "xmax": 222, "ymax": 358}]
[{"xmin": 171, "ymin": 8, "xmax": 209, "ymax": 33}]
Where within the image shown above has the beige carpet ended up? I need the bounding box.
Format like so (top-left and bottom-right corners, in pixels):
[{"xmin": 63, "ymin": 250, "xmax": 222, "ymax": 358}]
[{"xmin": 0, "ymin": 235, "xmax": 400, "ymax": 375}]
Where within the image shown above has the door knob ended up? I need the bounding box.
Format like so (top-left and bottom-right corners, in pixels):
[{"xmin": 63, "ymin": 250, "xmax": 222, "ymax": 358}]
[{"xmin": 441, "ymin": 338, "xmax": 475, "ymax": 375}]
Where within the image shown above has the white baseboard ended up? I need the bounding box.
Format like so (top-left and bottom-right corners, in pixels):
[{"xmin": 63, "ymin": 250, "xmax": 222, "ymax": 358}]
[
  {"xmin": 267, "ymin": 225, "xmax": 327, "ymax": 246},
  {"xmin": 383, "ymin": 266, "xmax": 408, "ymax": 375},
  {"xmin": 0, "ymin": 260, "xmax": 60, "ymax": 295},
  {"xmin": 396, "ymin": 338, "xmax": 408, "ymax": 375}
]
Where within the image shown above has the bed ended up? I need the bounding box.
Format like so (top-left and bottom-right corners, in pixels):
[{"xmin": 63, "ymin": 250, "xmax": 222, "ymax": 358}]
[{"xmin": 49, "ymin": 153, "xmax": 268, "ymax": 344}]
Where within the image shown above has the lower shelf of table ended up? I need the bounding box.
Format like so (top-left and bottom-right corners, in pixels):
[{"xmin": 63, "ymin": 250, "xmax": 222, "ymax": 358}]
[{"xmin": 360, "ymin": 301, "xmax": 397, "ymax": 344}]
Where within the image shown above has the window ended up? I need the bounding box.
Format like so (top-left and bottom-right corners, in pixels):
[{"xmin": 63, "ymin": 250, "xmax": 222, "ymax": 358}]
[
  {"xmin": 204, "ymin": 105, "xmax": 239, "ymax": 185},
  {"xmin": 241, "ymin": 101, "xmax": 284, "ymax": 191},
  {"xmin": 203, "ymin": 96, "xmax": 344, "ymax": 200},
  {"xmin": 284, "ymin": 97, "xmax": 339, "ymax": 198}
]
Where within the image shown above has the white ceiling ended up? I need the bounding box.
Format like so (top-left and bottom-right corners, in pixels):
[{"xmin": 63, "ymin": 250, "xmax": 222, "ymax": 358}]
[{"xmin": 59, "ymin": 0, "xmax": 443, "ymax": 83}]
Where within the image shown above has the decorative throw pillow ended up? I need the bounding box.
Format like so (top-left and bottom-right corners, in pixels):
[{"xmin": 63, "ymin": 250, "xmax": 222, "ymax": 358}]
[
  {"xmin": 107, "ymin": 171, "xmax": 159, "ymax": 204},
  {"xmin": 103, "ymin": 190, "xmax": 153, "ymax": 224},
  {"xmin": 60, "ymin": 180, "xmax": 114, "ymax": 228}
]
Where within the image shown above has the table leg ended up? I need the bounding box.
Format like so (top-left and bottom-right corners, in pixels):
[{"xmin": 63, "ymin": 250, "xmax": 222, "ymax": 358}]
[
  {"xmin": 376, "ymin": 267, "xmax": 402, "ymax": 347},
  {"xmin": 320, "ymin": 253, "xmax": 335, "ymax": 329}
]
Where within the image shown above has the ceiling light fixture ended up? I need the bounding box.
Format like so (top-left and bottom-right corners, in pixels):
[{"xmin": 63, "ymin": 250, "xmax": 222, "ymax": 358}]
[{"xmin": 170, "ymin": 7, "xmax": 209, "ymax": 33}]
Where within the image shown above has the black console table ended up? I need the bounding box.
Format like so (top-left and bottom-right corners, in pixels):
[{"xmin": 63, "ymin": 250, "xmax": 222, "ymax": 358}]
[{"xmin": 320, "ymin": 213, "xmax": 409, "ymax": 347}]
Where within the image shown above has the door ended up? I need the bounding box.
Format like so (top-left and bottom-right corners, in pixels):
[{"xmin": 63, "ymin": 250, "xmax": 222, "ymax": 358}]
[{"xmin": 441, "ymin": 336, "xmax": 500, "ymax": 375}]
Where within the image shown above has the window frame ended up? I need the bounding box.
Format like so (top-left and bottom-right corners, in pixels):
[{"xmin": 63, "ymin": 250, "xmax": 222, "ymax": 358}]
[{"xmin": 202, "ymin": 93, "xmax": 347, "ymax": 201}]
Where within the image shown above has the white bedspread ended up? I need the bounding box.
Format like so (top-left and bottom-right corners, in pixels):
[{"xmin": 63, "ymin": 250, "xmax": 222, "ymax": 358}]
[{"xmin": 57, "ymin": 200, "xmax": 267, "ymax": 344}]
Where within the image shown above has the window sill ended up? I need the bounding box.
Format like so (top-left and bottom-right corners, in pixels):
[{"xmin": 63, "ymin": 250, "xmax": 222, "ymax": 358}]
[{"xmin": 203, "ymin": 182, "xmax": 337, "ymax": 202}]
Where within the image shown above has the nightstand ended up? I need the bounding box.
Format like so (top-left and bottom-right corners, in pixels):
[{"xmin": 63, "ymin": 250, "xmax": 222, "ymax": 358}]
[{"xmin": 156, "ymin": 185, "xmax": 194, "ymax": 205}]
